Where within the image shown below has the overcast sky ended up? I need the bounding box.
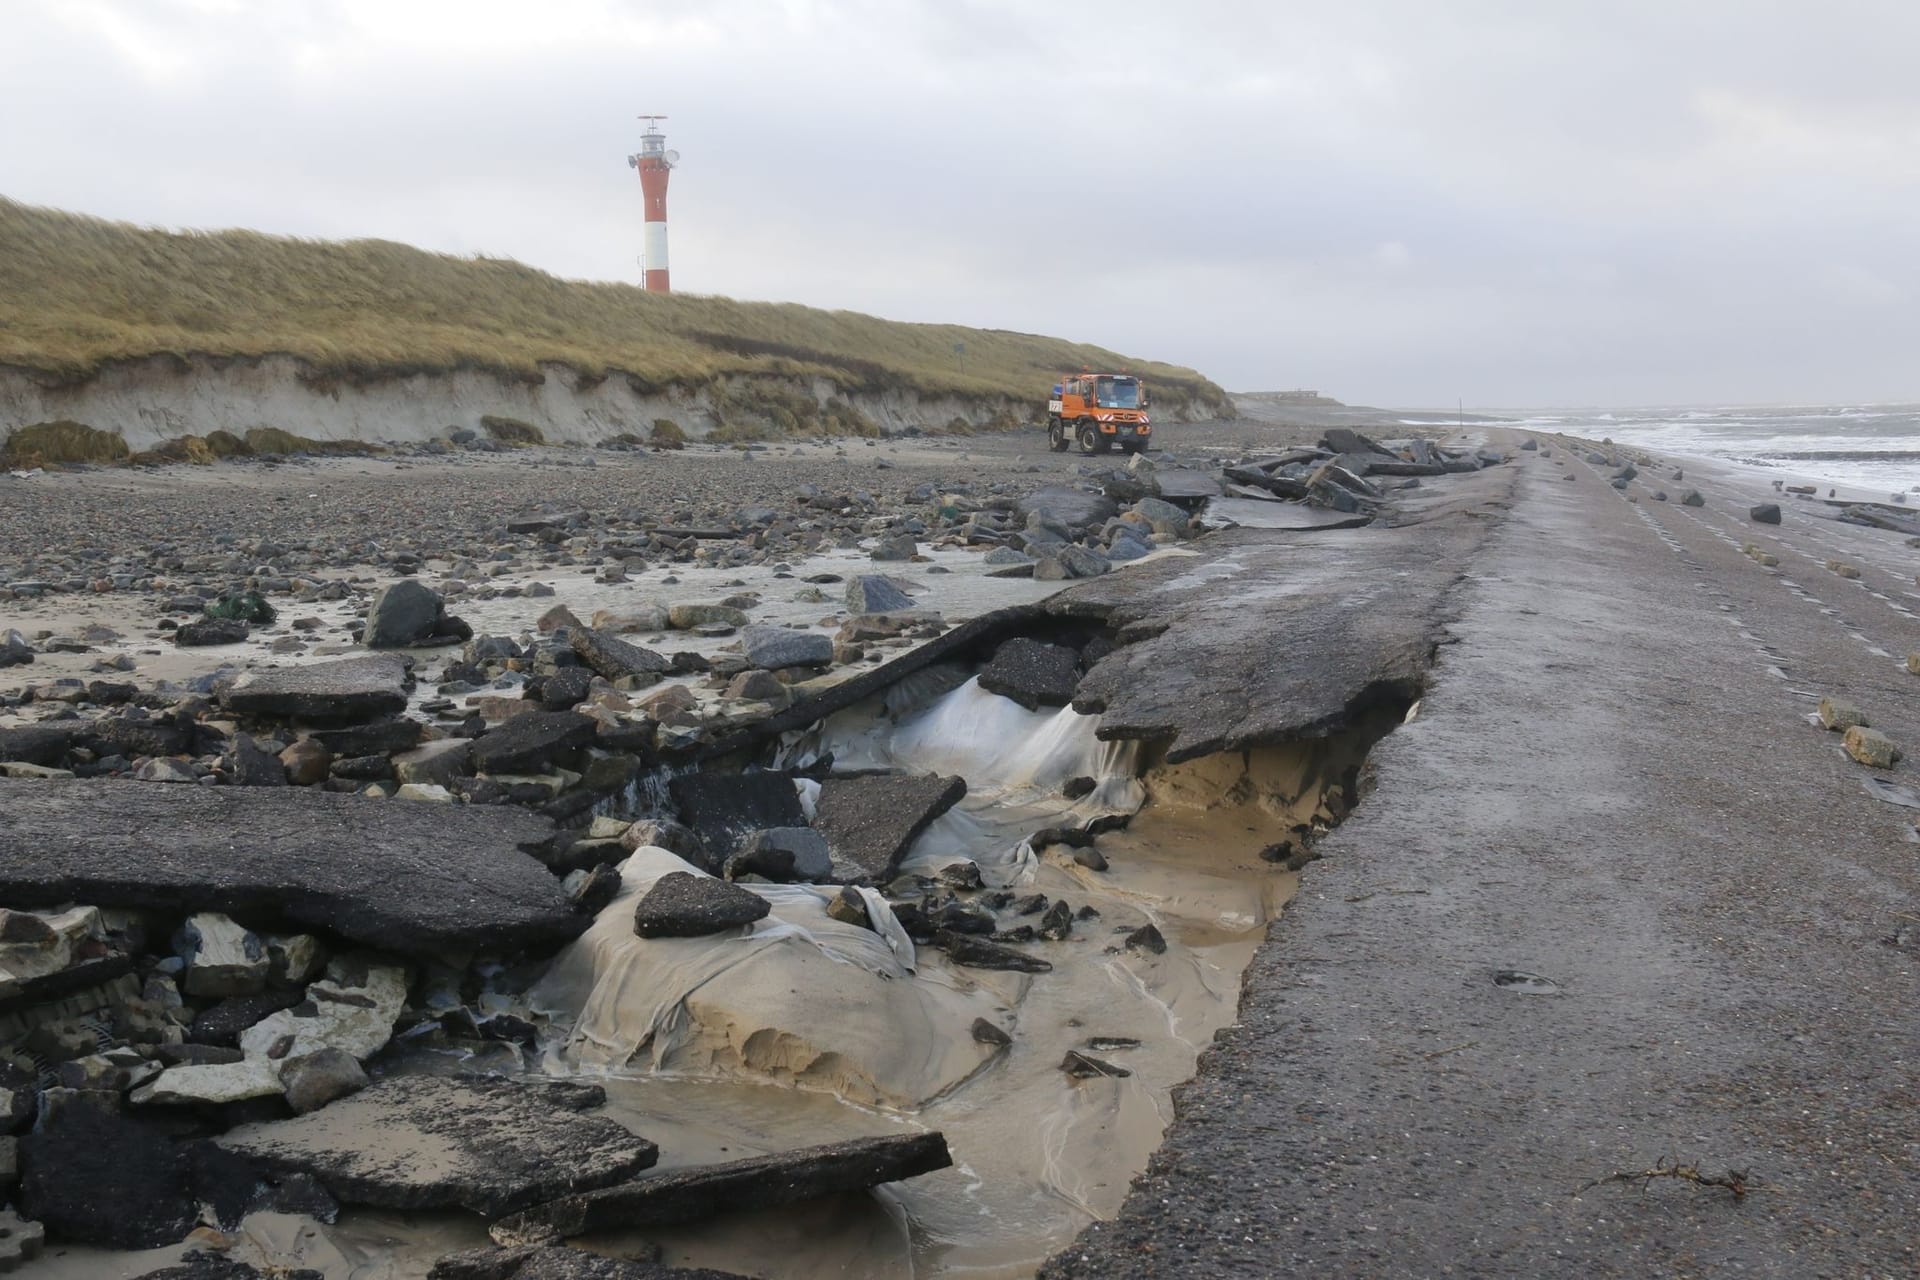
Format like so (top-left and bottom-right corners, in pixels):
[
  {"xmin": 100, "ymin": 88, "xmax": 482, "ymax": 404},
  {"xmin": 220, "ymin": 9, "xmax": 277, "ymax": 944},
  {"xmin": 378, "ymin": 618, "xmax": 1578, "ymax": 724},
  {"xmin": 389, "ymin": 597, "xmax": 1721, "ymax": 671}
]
[{"xmin": 4, "ymin": 0, "xmax": 1916, "ymax": 406}]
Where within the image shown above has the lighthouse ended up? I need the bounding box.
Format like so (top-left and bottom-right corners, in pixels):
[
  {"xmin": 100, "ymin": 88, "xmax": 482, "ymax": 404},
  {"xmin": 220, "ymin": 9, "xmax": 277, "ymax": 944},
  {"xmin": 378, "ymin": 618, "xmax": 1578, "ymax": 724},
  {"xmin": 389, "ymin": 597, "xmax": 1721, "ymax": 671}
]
[{"xmin": 626, "ymin": 116, "xmax": 678, "ymax": 293}]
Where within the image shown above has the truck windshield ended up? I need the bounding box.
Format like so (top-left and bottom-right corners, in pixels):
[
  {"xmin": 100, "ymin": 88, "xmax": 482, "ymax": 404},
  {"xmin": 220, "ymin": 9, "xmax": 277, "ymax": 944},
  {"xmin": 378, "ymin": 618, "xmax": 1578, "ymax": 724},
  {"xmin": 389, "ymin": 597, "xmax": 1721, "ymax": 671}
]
[{"xmin": 1095, "ymin": 378, "xmax": 1140, "ymax": 409}]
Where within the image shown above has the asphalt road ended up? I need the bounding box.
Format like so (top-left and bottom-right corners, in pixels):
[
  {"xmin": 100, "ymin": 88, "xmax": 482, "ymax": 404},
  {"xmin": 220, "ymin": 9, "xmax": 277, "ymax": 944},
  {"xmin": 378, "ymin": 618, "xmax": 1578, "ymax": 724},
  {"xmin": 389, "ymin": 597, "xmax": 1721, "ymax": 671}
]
[{"xmin": 1042, "ymin": 435, "xmax": 1920, "ymax": 1277}]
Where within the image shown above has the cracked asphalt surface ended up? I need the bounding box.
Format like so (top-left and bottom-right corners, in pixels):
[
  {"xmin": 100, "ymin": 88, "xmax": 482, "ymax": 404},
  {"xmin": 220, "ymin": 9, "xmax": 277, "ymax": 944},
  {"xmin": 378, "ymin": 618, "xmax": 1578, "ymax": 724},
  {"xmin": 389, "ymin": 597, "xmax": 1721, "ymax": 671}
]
[{"xmin": 1043, "ymin": 433, "xmax": 1920, "ymax": 1277}]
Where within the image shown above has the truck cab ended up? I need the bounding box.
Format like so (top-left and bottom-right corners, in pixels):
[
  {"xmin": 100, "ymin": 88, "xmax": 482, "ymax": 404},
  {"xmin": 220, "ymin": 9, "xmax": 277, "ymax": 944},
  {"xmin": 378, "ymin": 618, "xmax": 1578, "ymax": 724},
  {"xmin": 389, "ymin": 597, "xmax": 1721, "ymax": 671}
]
[{"xmin": 1048, "ymin": 373, "xmax": 1152, "ymax": 455}]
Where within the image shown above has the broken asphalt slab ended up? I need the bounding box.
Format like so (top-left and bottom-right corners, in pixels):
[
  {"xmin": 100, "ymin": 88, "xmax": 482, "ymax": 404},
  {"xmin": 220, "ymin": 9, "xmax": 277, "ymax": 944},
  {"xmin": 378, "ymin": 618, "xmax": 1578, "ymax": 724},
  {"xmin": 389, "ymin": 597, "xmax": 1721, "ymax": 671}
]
[
  {"xmin": 812, "ymin": 773, "xmax": 969, "ymax": 881},
  {"xmin": 218, "ymin": 654, "xmax": 410, "ymax": 725},
  {"xmin": 489, "ymin": 1132, "xmax": 953, "ymax": 1245},
  {"xmin": 0, "ymin": 778, "xmax": 583, "ymax": 952},
  {"xmin": 219, "ymin": 1075, "xmax": 656, "ymax": 1217}
]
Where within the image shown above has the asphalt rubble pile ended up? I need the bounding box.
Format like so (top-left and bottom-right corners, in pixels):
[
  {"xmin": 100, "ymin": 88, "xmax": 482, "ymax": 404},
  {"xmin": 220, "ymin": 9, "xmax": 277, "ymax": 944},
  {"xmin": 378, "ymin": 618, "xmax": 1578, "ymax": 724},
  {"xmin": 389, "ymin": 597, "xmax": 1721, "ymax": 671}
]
[{"xmin": 0, "ymin": 429, "xmax": 1512, "ymax": 1275}]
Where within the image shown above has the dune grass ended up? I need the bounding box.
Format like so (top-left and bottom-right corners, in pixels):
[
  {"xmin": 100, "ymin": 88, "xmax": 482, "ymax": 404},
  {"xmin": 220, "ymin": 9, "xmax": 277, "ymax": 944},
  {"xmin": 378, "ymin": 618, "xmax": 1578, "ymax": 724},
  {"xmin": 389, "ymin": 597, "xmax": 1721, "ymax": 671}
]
[
  {"xmin": 0, "ymin": 198, "xmax": 1230, "ymax": 419},
  {"xmin": 1, "ymin": 420, "xmax": 131, "ymax": 467}
]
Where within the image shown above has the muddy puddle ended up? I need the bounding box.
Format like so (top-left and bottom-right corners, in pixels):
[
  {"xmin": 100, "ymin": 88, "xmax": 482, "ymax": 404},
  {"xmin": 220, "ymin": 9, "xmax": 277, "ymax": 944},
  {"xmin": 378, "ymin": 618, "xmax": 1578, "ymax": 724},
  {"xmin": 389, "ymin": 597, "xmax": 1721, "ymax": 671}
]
[{"xmin": 28, "ymin": 635, "xmax": 1403, "ymax": 1280}]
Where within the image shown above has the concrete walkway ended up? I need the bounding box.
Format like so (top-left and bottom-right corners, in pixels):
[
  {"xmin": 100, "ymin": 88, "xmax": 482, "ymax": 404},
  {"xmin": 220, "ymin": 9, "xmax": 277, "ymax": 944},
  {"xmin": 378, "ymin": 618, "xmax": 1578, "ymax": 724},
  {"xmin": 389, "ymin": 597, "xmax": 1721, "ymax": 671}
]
[{"xmin": 1044, "ymin": 438, "xmax": 1920, "ymax": 1276}]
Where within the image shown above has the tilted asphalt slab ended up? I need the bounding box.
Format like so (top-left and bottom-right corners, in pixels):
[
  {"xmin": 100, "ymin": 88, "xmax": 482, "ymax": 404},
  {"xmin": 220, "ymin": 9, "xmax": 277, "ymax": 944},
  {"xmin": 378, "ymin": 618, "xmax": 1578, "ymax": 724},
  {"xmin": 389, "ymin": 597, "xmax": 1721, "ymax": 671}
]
[{"xmin": 1044, "ymin": 436, "xmax": 1920, "ymax": 1277}]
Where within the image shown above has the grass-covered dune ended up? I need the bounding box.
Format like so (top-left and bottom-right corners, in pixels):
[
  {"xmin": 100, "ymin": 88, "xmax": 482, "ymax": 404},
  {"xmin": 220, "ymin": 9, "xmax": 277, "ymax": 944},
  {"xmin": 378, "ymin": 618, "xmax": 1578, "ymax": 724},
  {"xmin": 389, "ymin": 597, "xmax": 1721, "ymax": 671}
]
[{"xmin": 0, "ymin": 198, "xmax": 1229, "ymax": 427}]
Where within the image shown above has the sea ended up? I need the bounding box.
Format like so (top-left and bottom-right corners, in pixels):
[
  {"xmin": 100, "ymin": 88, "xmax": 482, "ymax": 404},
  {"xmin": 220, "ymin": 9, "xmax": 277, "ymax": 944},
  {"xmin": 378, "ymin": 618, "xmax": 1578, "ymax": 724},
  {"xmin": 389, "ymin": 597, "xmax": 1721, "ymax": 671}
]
[{"xmin": 1409, "ymin": 404, "xmax": 1920, "ymax": 498}]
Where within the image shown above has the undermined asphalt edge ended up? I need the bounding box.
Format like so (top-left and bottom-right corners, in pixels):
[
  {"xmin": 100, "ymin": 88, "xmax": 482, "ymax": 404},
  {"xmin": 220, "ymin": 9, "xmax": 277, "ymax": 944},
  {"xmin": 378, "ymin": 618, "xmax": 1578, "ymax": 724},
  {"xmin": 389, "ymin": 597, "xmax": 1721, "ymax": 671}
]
[{"xmin": 1035, "ymin": 451, "xmax": 1521, "ymax": 1274}]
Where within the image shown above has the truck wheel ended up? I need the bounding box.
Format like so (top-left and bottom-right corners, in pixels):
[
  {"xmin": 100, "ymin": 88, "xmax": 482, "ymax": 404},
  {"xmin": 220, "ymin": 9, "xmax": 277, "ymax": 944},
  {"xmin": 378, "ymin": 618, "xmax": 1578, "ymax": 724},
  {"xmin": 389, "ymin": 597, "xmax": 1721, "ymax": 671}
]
[
  {"xmin": 1077, "ymin": 424, "xmax": 1104, "ymax": 455},
  {"xmin": 1048, "ymin": 419, "xmax": 1069, "ymax": 452}
]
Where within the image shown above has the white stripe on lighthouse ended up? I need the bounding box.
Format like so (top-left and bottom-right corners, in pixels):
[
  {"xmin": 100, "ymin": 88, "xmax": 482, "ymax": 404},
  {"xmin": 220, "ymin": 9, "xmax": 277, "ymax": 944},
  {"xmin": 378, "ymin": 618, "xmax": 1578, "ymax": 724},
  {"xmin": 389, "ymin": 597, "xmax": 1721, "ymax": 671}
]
[{"xmin": 644, "ymin": 221, "xmax": 670, "ymax": 275}]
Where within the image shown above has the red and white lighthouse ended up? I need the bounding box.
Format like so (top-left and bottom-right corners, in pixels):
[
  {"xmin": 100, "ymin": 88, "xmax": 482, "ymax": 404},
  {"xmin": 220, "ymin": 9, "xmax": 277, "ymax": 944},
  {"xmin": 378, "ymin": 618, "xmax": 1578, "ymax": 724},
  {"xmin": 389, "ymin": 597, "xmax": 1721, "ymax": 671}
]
[{"xmin": 626, "ymin": 115, "xmax": 678, "ymax": 293}]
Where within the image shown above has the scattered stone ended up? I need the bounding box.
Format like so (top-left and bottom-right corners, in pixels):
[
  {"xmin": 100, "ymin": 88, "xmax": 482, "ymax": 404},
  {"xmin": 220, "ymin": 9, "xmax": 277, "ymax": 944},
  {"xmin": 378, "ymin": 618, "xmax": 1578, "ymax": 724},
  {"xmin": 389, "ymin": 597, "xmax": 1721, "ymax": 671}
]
[
  {"xmin": 567, "ymin": 627, "xmax": 670, "ymax": 683},
  {"xmin": 632, "ymin": 872, "xmax": 771, "ymax": 938},
  {"xmin": 220, "ymin": 655, "xmax": 410, "ymax": 725},
  {"xmin": 176, "ymin": 913, "xmax": 269, "ymax": 997},
  {"xmin": 725, "ymin": 669, "xmax": 790, "ymax": 706},
  {"xmin": 1060, "ymin": 1050, "xmax": 1130, "ymax": 1079},
  {"xmin": 971, "ymin": 1018, "xmax": 1012, "ymax": 1047},
  {"xmin": 365, "ymin": 580, "xmax": 447, "ymax": 648},
  {"xmin": 278, "ymin": 1047, "xmax": 370, "ymax": 1115},
  {"xmin": 1748, "ymin": 502, "xmax": 1782, "ymax": 525},
  {"xmin": 239, "ymin": 955, "xmax": 408, "ymax": 1064},
  {"xmin": 174, "ymin": 618, "xmax": 249, "ymax": 647},
  {"xmin": 130, "ymin": 1055, "xmax": 284, "ymax": 1106},
  {"xmin": 566, "ymin": 864, "xmax": 623, "ymax": 916},
  {"xmin": 870, "ymin": 533, "xmax": 917, "ymax": 562},
  {"xmin": 1844, "ymin": 726, "xmax": 1902, "ymax": 768},
  {"xmin": 489, "ymin": 1133, "xmax": 952, "ymax": 1245},
  {"xmin": 221, "ymin": 1076, "xmax": 657, "ymax": 1217},
  {"xmin": 727, "ymin": 827, "xmax": 833, "ymax": 883},
  {"xmin": 667, "ymin": 603, "xmax": 751, "ymax": 631},
  {"xmin": 1072, "ymin": 845, "xmax": 1109, "ymax": 872},
  {"xmin": 1061, "ymin": 775, "xmax": 1096, "ymax": 800},
  {"xmin": 936, "ymin": 930, "xmax": 1052, "ymax": 973},
  {"xmin": 978, "ymin": 637, "xmax": 1080, "ymax": 710},
  {"xmin": 1818, "ymin": 697, "xmax": 1867, "ymax": 731},
  {"xmin": 844, "ymin": 575, "xmax": 914, "ymax": 614},
  {"xmin": 825, "ymin": 886, "xmax": 872, "ymax": 928},
  {"xmin": 1681, "ymin": 490, "xmax": 1705, "ymax": 507},
  {"xmin": 741, "ymin": 625, "xmax": 833, "ymax": 670},
  {"xmin": 0, "ymin": 630, "xmax": 33, "ymax": 669},
  {"xmin": 1124, "ymin": 923, "xmax": 1168, "ymax": 954},
  {"xmin": 471, "ymin": 711, "xmax": 596, "ymax": 774},
  {"xmin": 393, "ymin": 738, "xmax": 474, "ymax": 788},
  {"xmin": 1907, "ymin": 652, "xmax": 1920, "ymax": 676},
  {"xmin": 0, "ymin": 1207, "xmax": 42, "ymax": 1271},
  {"xmin": 1827, "ymin": 559, "xmax": 1862, "ymax": 580},
  {"xmin": 620, "ymin": 817, "xmax": 705, "ymax": 861},
  {"xmin": 812, "ymin": 773, "xmax": 968, "ymax": 881}
]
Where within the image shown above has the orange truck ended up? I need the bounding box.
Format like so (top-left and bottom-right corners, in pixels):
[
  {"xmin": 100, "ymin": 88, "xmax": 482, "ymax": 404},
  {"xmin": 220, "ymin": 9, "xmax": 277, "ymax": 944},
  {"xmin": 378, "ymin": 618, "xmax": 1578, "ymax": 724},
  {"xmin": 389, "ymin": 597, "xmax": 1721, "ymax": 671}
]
[{"xmin": 1047, "ymin": 373, "xmax": 1151, "ymax": 455}]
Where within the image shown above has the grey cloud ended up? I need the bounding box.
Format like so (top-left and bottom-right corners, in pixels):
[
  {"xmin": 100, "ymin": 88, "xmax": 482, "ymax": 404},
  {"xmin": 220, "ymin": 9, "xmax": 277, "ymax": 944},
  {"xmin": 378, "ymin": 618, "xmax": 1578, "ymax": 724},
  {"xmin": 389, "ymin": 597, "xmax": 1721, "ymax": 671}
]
[{"xmin": 2, "ymin": 0, "xmax": 1917, "ymax": 404}]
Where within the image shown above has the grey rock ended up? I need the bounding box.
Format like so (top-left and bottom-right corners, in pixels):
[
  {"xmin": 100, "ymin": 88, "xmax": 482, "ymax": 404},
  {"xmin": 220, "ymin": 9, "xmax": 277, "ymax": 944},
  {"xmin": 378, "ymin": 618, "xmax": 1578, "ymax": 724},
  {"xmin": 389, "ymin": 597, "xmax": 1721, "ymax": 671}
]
[
  {"xmin": 279, "ymin": 1046, "xmax": 369, "ymax": 1115},
  {"xmin": 812, "ymin": 773, "xmax": 968, "ymax": 882},
  {"xmin": 1681, "ymin": 490, "xmax": 1705, "ymax": 507},
  {"xmin": 174, "ymin": 618, "xmax": 249, "ymax": 647},
  {"xmin": 393, "ymin": 738, "xmax": 474, "ymax": 788},
  {"xmin": 1034, "ymin": 545, "xmax": 1111, "ymax": 581},
  {"xmin": 979, "ymin": 637, "xmax": 1081, "ymax": 710},
  {"xmin": 741, "ymin": 626, "xmax": 832, "ymax": 670},
  {"xmin": 20, "ymin": 1097, "xmax": 198, "ymax": 1248},
  {"xmin": 365, "ymin": 579, "xmax": 446, "ymax": 648},
  {"xmin": 176, "ymin": 912, "xmax": 268, "ymax": 997},
  {"xmin": 221, "ymin": 1075, "xmax": 657, "ymax": 1216},
  {"xmin": 1749, "ymin": 502, "xmax": 1782, "ymax": 524},
  {"xmin": 539, "ymin": 667, "xmax": 595, "ymax": 710},
  {"xmin": 220, "ymin": 655, "xmax": 410, "ymax": 726},
  {"xmin": 728, "ymin": 827, "xmax": 833, "ymax": 883},
  {"xmin": 870, "ymin": 533, "xmax": 918, "ymax": 561},
  {"xmin": 471, "ymin": 711, "xmax": 596, "ymax": 774},
  {"xmin": 0, "ymin": 778, "xmax": 580, "ymax": 953},
  {"xmin": 227, "ymin": 733, "xmax": 286, "ymax": 787},
  {"xmin": 567, "ymin": 628, "xmax": 669, "ymax": 683},
  {"xmin": 632, "ymin": 871, "xmax": 771, "ymax": 937},
  {"xmin": 489, "ymin": 1132, "xmax": 952, "ymax": 1245},
  {"xmin": 1017, "ymin": 487, "xmax": 1117, "ymax": 533},
  {"xmin": 0, "ymin": 630, "xmax": 33, "ymax": 668},
  {"xmin": 845, "ymin": 575, "xmax": 914, "ymax": 614},
  {"xmin": 983, "ymin": 547, "xmax": 1035, "ymax": 566}
]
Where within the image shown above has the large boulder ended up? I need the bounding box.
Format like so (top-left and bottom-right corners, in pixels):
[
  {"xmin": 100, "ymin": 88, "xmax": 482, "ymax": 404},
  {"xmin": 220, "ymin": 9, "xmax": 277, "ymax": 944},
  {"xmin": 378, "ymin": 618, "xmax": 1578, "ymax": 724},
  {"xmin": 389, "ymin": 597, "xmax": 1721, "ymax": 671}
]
[
  {"xmin": 220, "ymin": 655, "xmax": 410, "ymax": 726},
  {"xmin": 220, "ymin": 1076, "xmax": 657, "ymax": 1217},
  {"xmin": 365, "ymin": 580, "xmax": 447, "ymax": 648}
]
